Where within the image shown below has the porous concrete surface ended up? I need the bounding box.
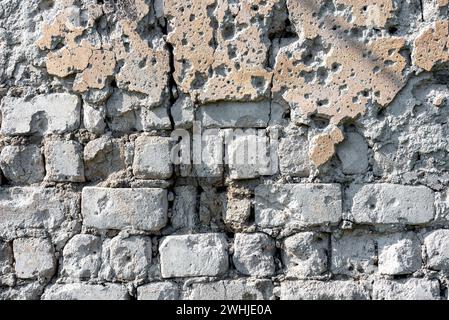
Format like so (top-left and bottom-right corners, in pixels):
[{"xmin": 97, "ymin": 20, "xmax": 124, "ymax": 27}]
[{"xmin": 0, "ymin": 0, "xmax": 449, "ymax": 301}]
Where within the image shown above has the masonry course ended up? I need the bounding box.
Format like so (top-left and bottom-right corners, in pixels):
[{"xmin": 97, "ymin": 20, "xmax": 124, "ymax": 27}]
[{"xmin": 0, "ymin": 0, "xmax": 449, "ymax": 300}]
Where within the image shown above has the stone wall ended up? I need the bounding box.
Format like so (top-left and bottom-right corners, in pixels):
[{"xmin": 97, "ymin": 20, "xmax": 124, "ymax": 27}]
[{"xmin": 1, "ymin": 0, "xmax": 449, "ymax": 300}]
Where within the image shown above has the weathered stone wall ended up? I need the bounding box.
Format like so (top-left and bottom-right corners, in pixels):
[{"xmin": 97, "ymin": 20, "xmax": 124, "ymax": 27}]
[{"xmin": 1, "ymin": 0, "xmax": 449, "ymax": 300}]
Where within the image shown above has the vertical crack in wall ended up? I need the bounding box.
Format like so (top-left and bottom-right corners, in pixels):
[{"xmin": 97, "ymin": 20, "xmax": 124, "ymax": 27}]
[
  {"xmin": 419, "ymin": 0, "xmax": 425, "ymax": 21},
  {"xmin": 161, "ymin": 17, "xmax": 177, "ymax": 131}
]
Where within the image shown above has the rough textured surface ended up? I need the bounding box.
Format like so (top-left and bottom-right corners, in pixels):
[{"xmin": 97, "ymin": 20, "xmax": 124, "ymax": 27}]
[
  {"xmin": 62, "ymin": 234, "xmax": 102, "ymax": 279},
  {"xmin": 99, "ymin": 235, "xmax": 152, "ymax": 282},
  {"xmin": 424, "ymin": 229, "xmax": 449, "ymax": 272},
  {"xmin": 159, "ymin": 234, "xmax": 229, "ymax": 278},
  {"xmin": 1, "ymin": 0, "xmax": 449, "ymax": 301},
  {"xmin": 282, "ymin": 232, "xmax": 329, "ymax": 278},
  {"xmin": 1, "ymin": 94, "xmax": 80, "ymax": 136},
  {"xmin": 233, "ymin": 233, "xmax": 276, "ymax": 277},
  {"xmin": 42, "ymin": 283, "xmax": 129, "ymax": 300},
  {"xmin": 349, "ymin": 184, "xmax": 435, "ymax": 225},
  {"xmin": 331, "ymin": 232, "xmax": 377, "ymax": 276},
  {"xmin": 377, "ymin": 232, "xmax": 422, "ymax": 275},
  {"xmin": 13, "ymin": 237, "xmax": 55, "ymax": 280},
  {"xmin": 255, "ymin": 184, "xmax": 342, "ymax": 228},
  {"xmin": 81, "ymin": 187, "xmax": 168, "ymax": 232},
  {"xmin": 0, "ymin": 145, "xmax": 45, "ymax": 184},
  {"xmin": 44, "ymin": 140, "xmax": 84, "ymax": 182},
  {"xmin": 280, "ymin": 280, "xmax": 369, "ymax": 300},
  {"xmin": 133, "ymin": 136, "xmax": 173, "ymax": 179},
  {"xmin": 373, "ymin": 279, "xmax": 441, "ymax": 300},
  {"xmin": 137, "ymin": 282, "xmax": 180, "ymax": 300},
  {"xmin": 184, "ymin": 279, "xmax": 274, "ymax": 300}
]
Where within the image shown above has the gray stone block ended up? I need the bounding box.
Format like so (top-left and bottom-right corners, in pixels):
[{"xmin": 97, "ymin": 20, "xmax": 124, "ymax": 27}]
[
  {"xmin": 81, "ymin": 187, "xmax": 168, "ymax": 232},
  {"xmin": 159, "ymin": 233, "xmax": 228, "ymax": 278},
  {"xmin": 255, "ymin": 184, "xmax": 342, "ymax": 228}
]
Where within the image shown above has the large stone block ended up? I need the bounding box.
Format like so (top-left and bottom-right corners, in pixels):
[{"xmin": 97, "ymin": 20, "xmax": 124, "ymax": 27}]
[
  {"xmin": 282, "ymin": 232, "xmax": 329, "ymax": 278},
  {"xmin": 350, "ymin": 184, "xmax": 435, "ymax": 225},
  {"xmin": 105, "ymin": 90, "xmax": 171, "ymax": 132},
  {"xmin": 280, "ymin": 280, "xmax": 369, "ymax": 300},
  {"xmin": 0, "ymin": 145, "xmax": 45, "ymax": 184},
  {"xmin": 424, "ymin": 229, "xmax": 449, "ymax": 271},
  {"xmin": 197, "ymin": 101, "xmax": 270, "ymax": 128},
  {"xmin": 42, "ymin": 283, "xmax": 129, "ymax": 300},
  {"xmin": 184, "ymin": 280, "xmax": 274, "ymax": 300},
  {"xmin": 223, "ymin": 195, "xmax": 252, "ymax": 231},
  {"xmin": 192, "ymin": 129, "xmax": 224, "ymax": 178},
  {"xmin": 84, "ymin": 136, "xmax": 128, "ymax": 181},
  {"xmin": 233, "ymin": 233, "xmax": 275, "ymax": 277},
  {"xmin": 373, "ymin": 279, "xmax": 440, "ymax": 300},
  {"xmin": 44, "ymin": 140, "xmax": 85, "ymax": 182},
  {"xmin": 172, "ymin": 94, "xmax": 194, "ymax": 129},
  {"xmin": 0, "ymin": 187, "xmax": 80, "ymax": 238},
  {"xmin": 336, "ymin": 132, "xmax": 369, "ymax": 175},
  {"xmin": 133, "ymin": 136, "xmax": 173, "ymax": 180},
  {"xmin": 0, "ymin": 94, "xmax": 80, "ymax": 136},
  {"xmin": 225, "ymin": 129, "xmax": 274, "ymax": 180},
  {"xmin": 0, "ymin": 282, "xmax": 45, "ymax": 300},
  {"xmin": 172, "ymin": 186, "xmax": 198, "ymax": 230},
  {"xmin": 62, "ymin": 234, "xmax": 102, "ymax": 279},
  {"xmin": 137, "ymin": 282, "xmax": 180, "ymax": 300},
  {"xmin": 331, "ymin": 233, "xmax": 377, "ymax": 276},
  {"xmin": 81, "ymin": 187, "xmax": 168, "ymax": 232},
  {"xmin": 13, "ymin": 237, "xmax": 56, "ymax": 280},
  {"xmin": 99, "ymin": 235, "xmax": 152, "ymax": 282},
  {"xmin": 83, "ymin": 103, "xmax": 106, "ymax": 134},
  {"xmin": 159, "ymin": 233, "xmax": 228, "ymax": 278},
  {"xmin": 378, "ymin": 232, "xmax": 422, "ymax": 275},
  {"xmin": 255, "ymin": 184, "xmax": 342, "ymax": 228},
  {"xmin": 278, "ymin": 129, "xmax": 310, "ymax": 177}
]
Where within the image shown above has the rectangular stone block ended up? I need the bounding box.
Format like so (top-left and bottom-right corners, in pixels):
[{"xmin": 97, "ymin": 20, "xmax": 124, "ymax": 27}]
[
  {"xmin": 278, "ymin": 128, "xmax": 310, "ymax": 177},
  {"xmin": 159, "ymin": 233, "xmax": 228, "ymax": 278},
  {"xmin": 0, "ymin": 93, "xmax": 80, "ymax": 136},
  {"xmin": 373, "ymin": 279, "xmax": 440, "ymax": 300},
  {"xmin": 137, "ymin": 282, "xmax": 180, "ymax": 300},
  {"xmin": 424, "ymin": 229, "xmax": 449, "ymax": 272},
  {"xmin": 377, "ymin": 232, "xmax": 421, "ymax": 275},
  {"xmin": 336, "ymin": 132, "xmax": 369, "ymax": 175},
  {"xmin": 0, "ymin": 145, "xmax": 45, "ymax": 184},
  {"xmin": 99, "ymin": 235, "xmax": 152, "ymax": 282},
  {"xmin": 62, "ymin": 234, "xmax": 102, "ymax": 279},
  {"xmin": 350, "ymin": 184, "xmax": 435, "ymax": 225},
  {"xmin": 13, "ymin": 237, "xmax": 56, "ymax": 280},
  {"xmin": 106, "ymin": 90, "xmax": 171, "ymax": 132},
  {"xmin": 133, "ymin": 136, "xmax": 173, "ymax": 179},
  {"xmin": 172, "ymin": 186, "xmax": 198, "ymax": 230},
  {"xmin": 331, "ymin": 232, "xmax": 377, "ymax": 276},
  {"xmin": 280, "ymin": 280, "xmax": 369, "ymax": 300},
  {"xmin": 197, "ymin": 101, "xmax": 270, "ymax": 128},
  {"xmin": 42, "ymin": 283, "xmax": 129, "ymax": 300},
  {"xmin": 282, "ymin": 232, "xmax": 329, "ymax": 278},
  {"xmin": 81, "ymin": 187, "xmax": 168, "ymax": 232},
  {"xmin": 192, "ymin": 129, "xmax": 223, "ymax": 178},
  {"xmin": 183, "ymin": 279, "xmax": 274, "ymax": 300},
  {"xmin": 233, "ymin": 233, "xmax": 275, "ymax": 277},
  {"xmin": 44, "ymin": 140, "xmax": 85, "ymax": 182},
  {"xmin": 225, "ymin": 128, "xmax": 276, "ymax": 180},
  {"xmin": 0, "ymin": 187, "xmax": 80, "ymax": 238},
  {"xmin": 255, "ymin": 184, "xmax": 342, "ymax": 228}
]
